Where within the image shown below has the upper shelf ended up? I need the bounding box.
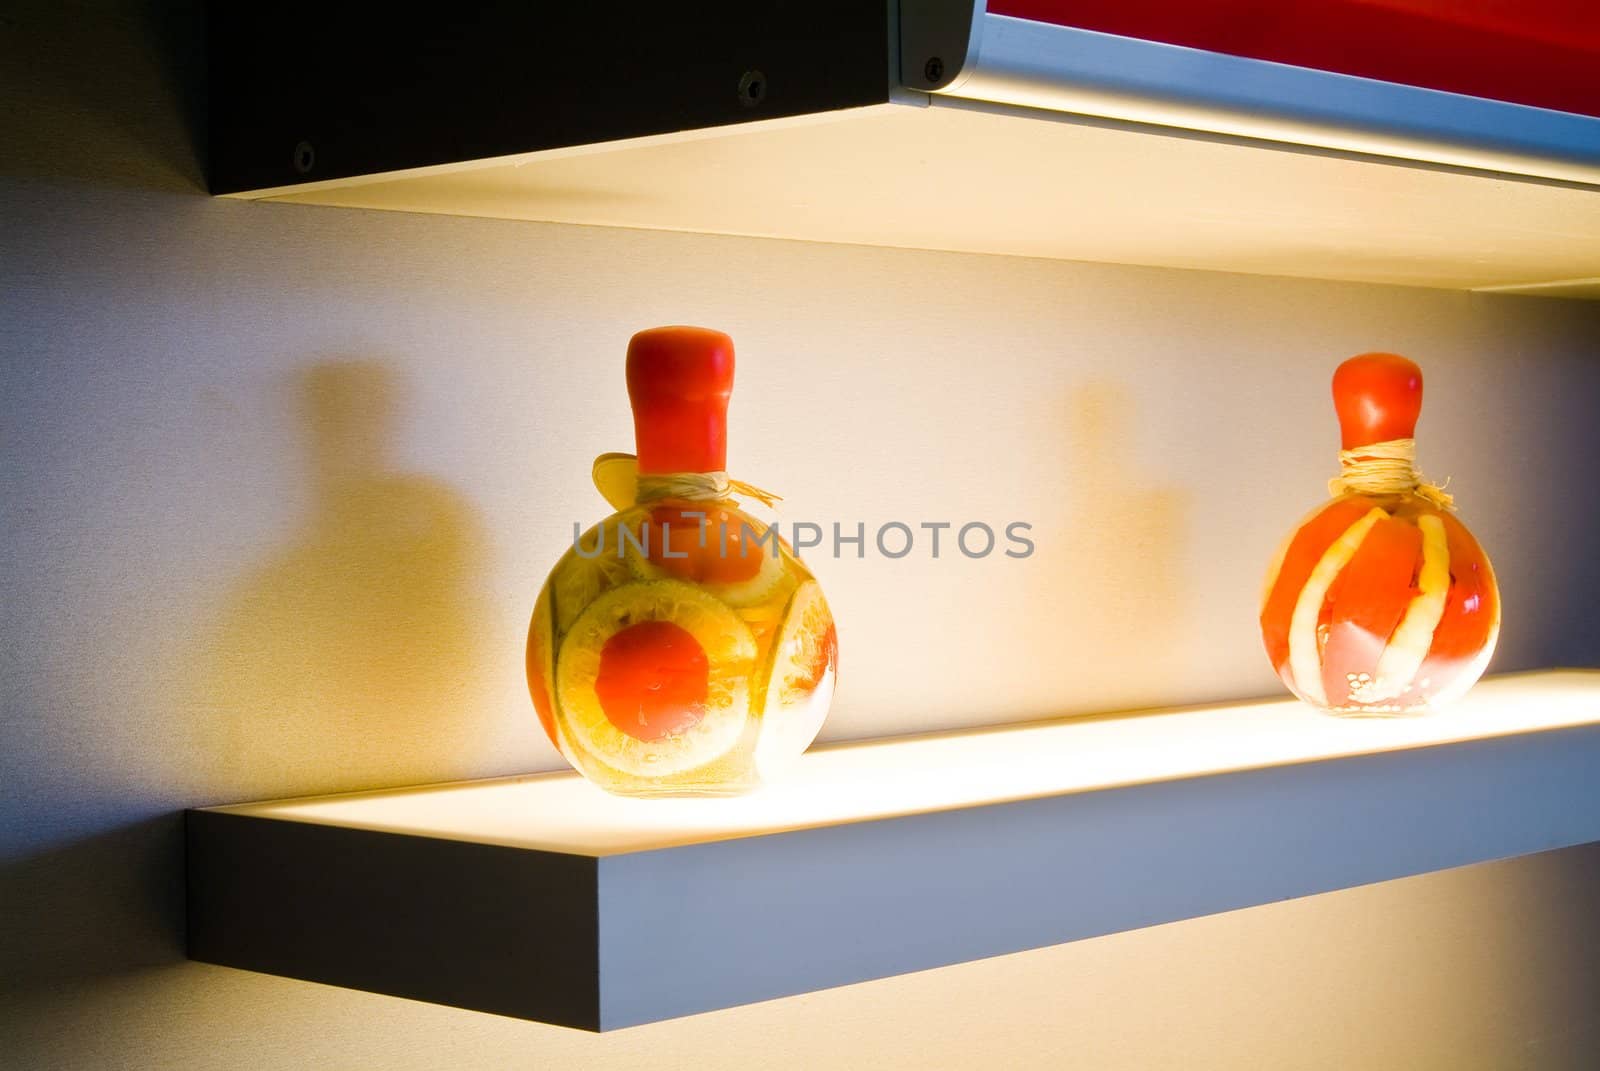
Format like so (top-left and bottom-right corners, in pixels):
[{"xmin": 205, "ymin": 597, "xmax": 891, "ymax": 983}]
[{"xmin": 210, "ymin": 3, "xmax": 1600, "ymax": 295}]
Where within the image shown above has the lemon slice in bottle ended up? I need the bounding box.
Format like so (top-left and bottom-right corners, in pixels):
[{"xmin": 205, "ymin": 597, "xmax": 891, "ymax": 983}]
[
  {"xmin": 525, "ymin": 584, "xmax": 564, "ymax": 754},
  {"xmin": 551, "ymin": 519, "xmax": 637, "ymax": 634},
  {"xmin": 753, "ymin": 580, "xmax": 837, "ymax": 779},
  {"xmin": 556, "ymin": 579, "xmax": 757, "ymax": 778}
]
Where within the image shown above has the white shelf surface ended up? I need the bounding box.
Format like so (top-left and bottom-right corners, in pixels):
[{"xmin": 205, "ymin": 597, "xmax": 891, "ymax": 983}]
[
  {"xmin": 190, "ymin": 670, "xmax": 1600, "ymax": 1029},
  {"xmin": 218, "ymin": 670, "xmax": 1600, "ymax": 856}
]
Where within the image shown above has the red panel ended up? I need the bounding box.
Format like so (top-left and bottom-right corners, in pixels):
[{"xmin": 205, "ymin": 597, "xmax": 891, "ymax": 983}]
[{"xmin": 988, "ymin": 1, "xmax": 1600, "ymax": 118}]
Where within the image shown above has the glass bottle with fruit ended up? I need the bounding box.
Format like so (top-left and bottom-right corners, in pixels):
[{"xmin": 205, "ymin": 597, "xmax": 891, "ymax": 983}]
[
  {"xmin": 1260, "ymin": 352, "xmax": 1499, "ymax": 715},
  {"xmin": 526, "ymin": 326, "xmax": 838, "ymax": 796}
]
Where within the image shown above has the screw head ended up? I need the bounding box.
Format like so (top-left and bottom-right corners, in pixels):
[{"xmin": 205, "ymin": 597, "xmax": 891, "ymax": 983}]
[
  {"xmin": 737, "ymin": 69, "xmax": 767, "ymax": 108},
  {"xmin": 923, "ymin": 56, "xmax": 944, "ymax": 82},
  {"xmin": 292, "ymin": 140, "xmax": 316, "ymax": 174}
]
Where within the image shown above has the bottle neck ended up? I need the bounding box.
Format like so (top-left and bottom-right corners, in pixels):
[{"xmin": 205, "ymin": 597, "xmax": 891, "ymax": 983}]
[
  {"xmin": 626, "ymin": 326, "xmax": 735, "ymax": 475},
  {"xmin": 631, "ymin": 398, "xmax": 728, "ymax": 475},
  {"xmin": 1332, "ymin": 352, "xmax": 1422, "ymax": 450}
]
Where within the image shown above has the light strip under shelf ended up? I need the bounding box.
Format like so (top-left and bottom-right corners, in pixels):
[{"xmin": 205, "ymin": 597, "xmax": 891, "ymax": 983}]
[{"xmin": 926, "ymin": 12, "xmax": 1600, "ymax": 188}]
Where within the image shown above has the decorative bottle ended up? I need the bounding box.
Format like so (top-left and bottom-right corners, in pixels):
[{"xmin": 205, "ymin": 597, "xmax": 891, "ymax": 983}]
[
  {"xmin": 527, "ymin": 326, "xmax": 838, "ymax": 794},
  {"xmin": 1260, "ymin": 352, "xmax": 1498, "ymax": 715}
]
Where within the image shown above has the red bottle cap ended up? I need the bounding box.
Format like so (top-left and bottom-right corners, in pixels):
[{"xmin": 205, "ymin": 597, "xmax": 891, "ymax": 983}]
[
  {"xmin": 627, "ymin": 326, "xmax": 735, "ymax": 475},
  {"xmin": 1332, "ymin": 352, "xmax": 1423, "ymax": 450}
]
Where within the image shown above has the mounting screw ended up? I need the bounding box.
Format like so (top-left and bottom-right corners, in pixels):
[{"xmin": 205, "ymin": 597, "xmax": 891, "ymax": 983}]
[
  {"xmin": 923, "ymin": 56, "xmax": 944, "ymax": 82},
  {"xmin": 292, "ymin": 140, "xmax": 316, "ymax": 174},
  {"xmin": 737, "ymin": 69, "xmax": 767, "ymax": 108}
]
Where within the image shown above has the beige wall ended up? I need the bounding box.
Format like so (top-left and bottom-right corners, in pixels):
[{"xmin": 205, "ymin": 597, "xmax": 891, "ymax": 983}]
[{"xmin": 3, "ymin": 4, "xmax": 1598, "ymax": 1067}]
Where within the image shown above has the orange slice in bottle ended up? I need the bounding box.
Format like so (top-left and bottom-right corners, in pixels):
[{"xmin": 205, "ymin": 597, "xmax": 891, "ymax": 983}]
[
  {"xmin": 624, "ymin": 504, "xmax": 789, "ymax": 607},
  {"xmin": 556, "ymin": 579, "xmax": 756, "ymax": 777},
  {"xmin": 1370, "ymin": 512, "xmax": 1452, "ymax": 702},
  {"xmin": 1285, "ymin": 506, "xmax": 1387, "ymax": 707},
  {"xmin": 753, "ymin": 580, "xmax": 837, "ymax": 778}
]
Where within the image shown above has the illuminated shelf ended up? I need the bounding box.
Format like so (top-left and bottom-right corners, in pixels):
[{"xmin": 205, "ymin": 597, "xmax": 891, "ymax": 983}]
[
  {"xmin": 255, "ymin": 103, "xmax": 1600, "ymax": 295},
  {"xmin": 186, "ymin": 671, "xmax": 1600, "ymax": 1030},
  {"xmin": 211, "ymin": 7, "xmax": 1600, "ymax": 294}
]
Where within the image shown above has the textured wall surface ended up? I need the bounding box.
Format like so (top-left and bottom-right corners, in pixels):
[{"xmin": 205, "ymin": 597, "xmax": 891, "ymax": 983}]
[{"xmin": 3, "ymin": 4, "xmax": 1598, "ymax": 1068}]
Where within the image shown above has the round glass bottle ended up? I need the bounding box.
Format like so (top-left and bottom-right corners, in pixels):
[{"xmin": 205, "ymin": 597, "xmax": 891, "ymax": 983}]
[
  {"xmin": 526, "ymin": 327, "xmax": 838, "ymax": 795},
  {"xmin": 1260, "ymin": 352, "xmax": 1499, "ymax": 715}
]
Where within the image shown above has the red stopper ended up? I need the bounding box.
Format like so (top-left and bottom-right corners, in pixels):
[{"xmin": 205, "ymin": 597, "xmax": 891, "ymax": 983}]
[
  {"xmin": 626, "ymin": 326, "xmax": 735, "ymax": 475},
  {"xmin": 1332, "ymin": 352, "xmax": 1423, "ymax": 450}
]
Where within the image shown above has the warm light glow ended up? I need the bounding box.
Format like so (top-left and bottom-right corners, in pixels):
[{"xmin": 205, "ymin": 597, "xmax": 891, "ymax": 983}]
[
  {"xmin": 257, "ymin": 102, "xmax": 1600, "ymax": 294},
  {"xmin": 215, "ymin": 670, "xmax": 1599, "ymax": 856}
]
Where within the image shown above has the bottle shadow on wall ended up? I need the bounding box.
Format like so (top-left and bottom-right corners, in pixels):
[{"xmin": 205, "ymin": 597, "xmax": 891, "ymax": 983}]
[
  {"xmin": 191, "ymin": 360, "xmax": 494, "ymax": 803},
  {"xmin": 1, "ymin": 361, "xmax": 497, "ymax": 994},
  {"xmin": 1026, "ymin": 381, "xmax": 1195, "ymax": 708}
]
